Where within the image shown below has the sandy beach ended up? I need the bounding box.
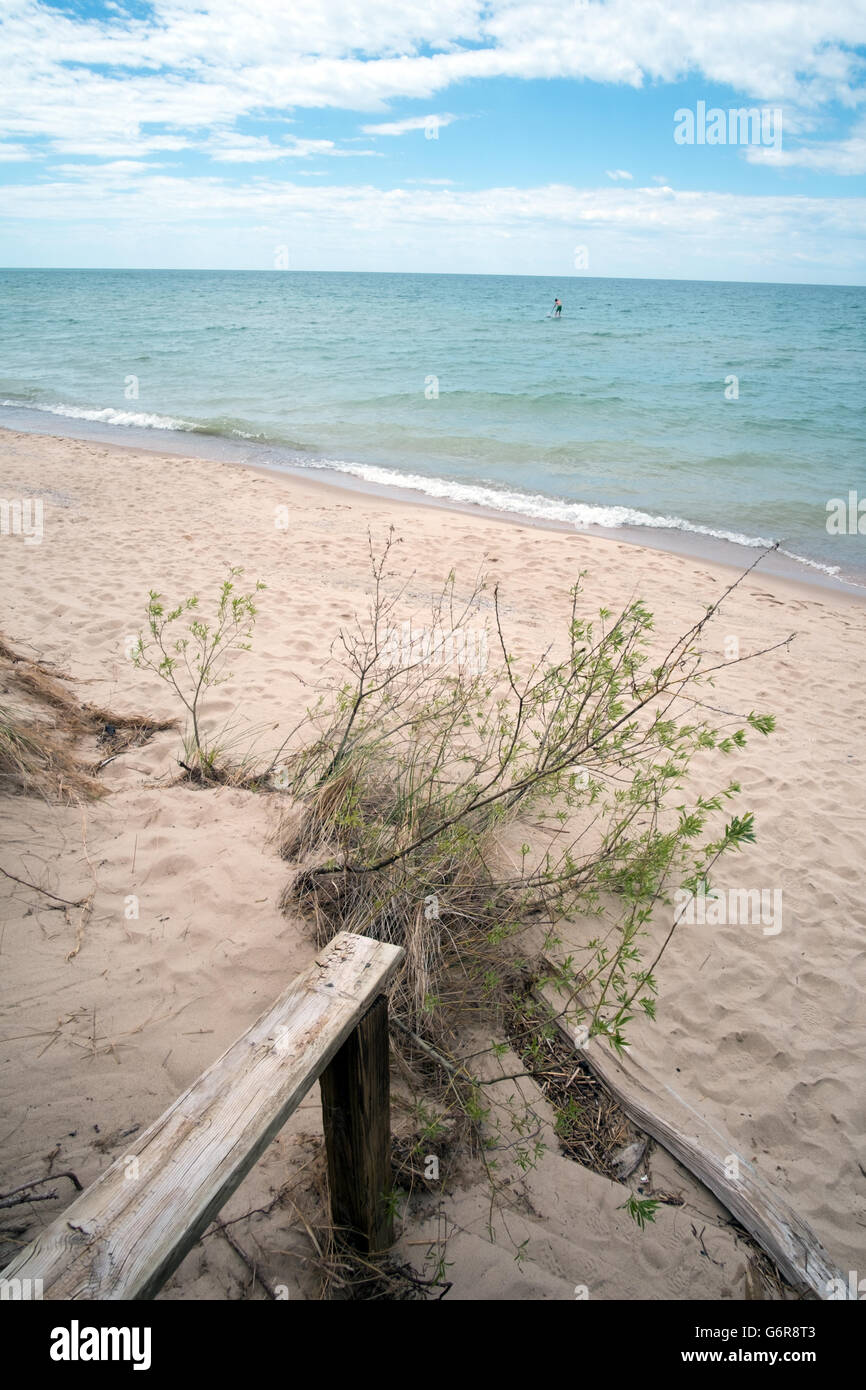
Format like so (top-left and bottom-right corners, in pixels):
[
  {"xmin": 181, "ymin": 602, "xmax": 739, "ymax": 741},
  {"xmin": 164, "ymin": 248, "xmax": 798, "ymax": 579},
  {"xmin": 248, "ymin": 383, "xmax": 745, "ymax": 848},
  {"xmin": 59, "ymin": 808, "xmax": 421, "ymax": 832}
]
[{"xmin": 1, "ymin": 426, "xmax": 864, "ymax": 1301}]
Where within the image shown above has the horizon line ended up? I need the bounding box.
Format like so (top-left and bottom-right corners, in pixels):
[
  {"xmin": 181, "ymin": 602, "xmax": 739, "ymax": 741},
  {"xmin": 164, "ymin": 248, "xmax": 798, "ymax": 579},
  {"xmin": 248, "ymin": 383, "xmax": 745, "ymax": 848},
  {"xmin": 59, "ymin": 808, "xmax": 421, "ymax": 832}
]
[{"xmin": 0, "ymin": 267, "xmax": 863, "ymax": 290}]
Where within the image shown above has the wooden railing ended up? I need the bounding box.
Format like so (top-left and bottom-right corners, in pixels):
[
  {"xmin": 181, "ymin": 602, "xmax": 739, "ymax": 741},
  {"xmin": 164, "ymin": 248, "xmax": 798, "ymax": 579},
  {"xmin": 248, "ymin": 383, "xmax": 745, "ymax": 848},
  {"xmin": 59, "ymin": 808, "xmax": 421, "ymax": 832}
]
[{"xmin": 4, "ymin": 931, "xmax": 403, "ymax": 1300}]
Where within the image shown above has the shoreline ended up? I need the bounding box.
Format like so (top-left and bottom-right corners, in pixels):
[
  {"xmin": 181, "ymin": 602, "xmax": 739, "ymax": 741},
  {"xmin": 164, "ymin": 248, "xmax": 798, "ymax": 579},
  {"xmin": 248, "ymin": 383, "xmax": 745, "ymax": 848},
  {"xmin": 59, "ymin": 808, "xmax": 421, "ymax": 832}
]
[{"xmin": 3, "ymin": 413, "xmax": 864, "ymax": 601}]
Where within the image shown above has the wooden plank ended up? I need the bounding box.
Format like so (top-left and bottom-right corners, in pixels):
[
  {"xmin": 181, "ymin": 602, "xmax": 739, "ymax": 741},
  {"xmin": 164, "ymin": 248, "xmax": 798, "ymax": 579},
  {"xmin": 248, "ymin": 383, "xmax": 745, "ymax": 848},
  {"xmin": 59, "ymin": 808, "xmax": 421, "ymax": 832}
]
[
  {"xmin": 538, "ymin": 976, "xmax": 852, "ymax": 1300},
  {"xmin": 5, "ymin": 932, "xmax": 403, "ymax": 1300},
  {"xmin": 321, "ymin": 994, "xmax": 393, "ymax": 1252}
]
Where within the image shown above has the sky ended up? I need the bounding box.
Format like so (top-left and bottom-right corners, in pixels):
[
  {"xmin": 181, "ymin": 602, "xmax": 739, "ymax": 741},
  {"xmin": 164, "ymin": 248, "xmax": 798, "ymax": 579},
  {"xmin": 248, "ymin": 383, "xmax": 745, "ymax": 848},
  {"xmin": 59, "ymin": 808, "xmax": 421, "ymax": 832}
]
[{"xmin": 0, "ymin": 0, "xmax": 865, "ymax": 282}]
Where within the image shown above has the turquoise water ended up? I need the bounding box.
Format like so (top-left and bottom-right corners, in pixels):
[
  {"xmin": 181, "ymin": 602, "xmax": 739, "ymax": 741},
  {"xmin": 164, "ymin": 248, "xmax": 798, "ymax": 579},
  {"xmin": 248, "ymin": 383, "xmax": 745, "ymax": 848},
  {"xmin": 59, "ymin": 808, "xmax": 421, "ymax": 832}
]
[{"xmin": 1, "ymin": 269, "xmax": 864, "ymax": 582}]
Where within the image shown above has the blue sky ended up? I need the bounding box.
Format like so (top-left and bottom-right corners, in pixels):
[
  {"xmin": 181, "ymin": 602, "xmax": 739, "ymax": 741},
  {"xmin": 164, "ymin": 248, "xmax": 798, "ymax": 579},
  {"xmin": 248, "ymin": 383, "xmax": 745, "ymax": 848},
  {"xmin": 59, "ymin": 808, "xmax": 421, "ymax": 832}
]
[{"xmin": 1, "ymin": 0, "xmax": 865, "ymax": 281}]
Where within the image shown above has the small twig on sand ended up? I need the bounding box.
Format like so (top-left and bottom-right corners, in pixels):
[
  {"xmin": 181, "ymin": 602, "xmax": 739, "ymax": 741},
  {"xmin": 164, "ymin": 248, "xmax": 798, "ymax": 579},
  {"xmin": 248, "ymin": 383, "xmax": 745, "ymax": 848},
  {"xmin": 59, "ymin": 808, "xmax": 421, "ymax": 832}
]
[
  {"xmin": 0, "ymin": 1172, "xmax": 82, "ymax": 1209},
  {"xmin": 0, "ymin": 865, "xmax": 85, "ymax": 908},
  {"xmin": 0, "ymin": 1190, "xmax": 57, "ymax": 1210},
  {"xmin": 213, "ymin": 1220, "xmax": 278, "ymax": 1300}
]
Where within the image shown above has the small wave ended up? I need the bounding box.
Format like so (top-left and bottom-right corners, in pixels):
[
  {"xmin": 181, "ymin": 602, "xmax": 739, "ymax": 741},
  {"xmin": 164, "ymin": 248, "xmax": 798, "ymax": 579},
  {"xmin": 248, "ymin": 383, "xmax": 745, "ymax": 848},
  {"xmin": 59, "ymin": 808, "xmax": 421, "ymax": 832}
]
[
  {"xmin": 1, "ymin": 399, "xmax": 195, "ymax": 431},
  {"xmin": 190, "ymin": 421, "xmax": 265, "ymax": 441},
  {"xmin": 309, "ymin": 458, "xmax": 779, "ymax": 549},
  {"xmin": 778, "ymin": 549, "xmax": 843, "ymax": 579},
  {"xmin": 1, "ymin": 398, "xmax": 312, "ymax": 452}
]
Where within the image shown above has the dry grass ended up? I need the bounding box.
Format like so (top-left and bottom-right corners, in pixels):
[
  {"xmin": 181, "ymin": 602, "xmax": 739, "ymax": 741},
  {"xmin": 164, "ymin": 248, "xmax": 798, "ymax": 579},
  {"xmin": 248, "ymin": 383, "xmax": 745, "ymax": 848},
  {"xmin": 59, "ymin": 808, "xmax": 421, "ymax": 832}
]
[
  {"xmin": 504, "ymin": 985, "xmax": 644, "ymax": 1181},
  {"xmin": 0, "ymin": 705, "xmax": 104, "ymax": 801},
  {"xmin": 0, "ymin": 635, "xmax": 175, "ymax": 801},
  {"xmin": 286, "ymin": 812, "xmax": 514, "ymax": 1048}
]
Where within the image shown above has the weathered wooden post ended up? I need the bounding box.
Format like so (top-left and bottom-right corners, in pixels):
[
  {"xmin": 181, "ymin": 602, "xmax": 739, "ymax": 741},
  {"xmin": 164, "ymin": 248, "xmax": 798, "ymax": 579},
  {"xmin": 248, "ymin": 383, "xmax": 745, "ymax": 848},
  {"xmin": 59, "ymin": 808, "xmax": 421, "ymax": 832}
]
[{"xmin": 320, "ymin": 993, "xmax": 394, "ymax": 1253}]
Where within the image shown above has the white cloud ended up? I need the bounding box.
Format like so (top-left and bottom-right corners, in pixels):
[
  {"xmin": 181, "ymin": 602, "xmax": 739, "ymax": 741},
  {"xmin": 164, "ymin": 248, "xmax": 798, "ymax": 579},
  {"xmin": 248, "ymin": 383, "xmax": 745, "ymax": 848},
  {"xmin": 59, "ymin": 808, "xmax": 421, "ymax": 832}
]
[
  {"xmin": 3, "ymin": 172, "xmax": 861, "ymax": 280},
  {"xmin": 0, "ymin": 142, "xmax": 34, "ymax": 162},
  {"xmin": 362, "ymin": 113, "xmax": 458, "ymax": 135},
  {"xmin": 745, "ymin": 120, "xmax": 866, "ymax": 174},
  {"xmin": 205, "ymin": 133, "xmax": 381, "ymax": 161},
  {"xmin": 3, "ymin": 165, "xmax": 862, "ymax": 245},
  {"xmin": 54, "ymin": 160, "xmax": 165, "ymax": 176},
  {"xmin": 48, "ymin": 133, "xmax": 194, "ymax": 159},
  {"xmin": 606, "ymin": 169, "xmax": 633, "ymax": 180},
  {"xmin": 0, "ymin": 1, "xmax": 864, "ymax": 163}
]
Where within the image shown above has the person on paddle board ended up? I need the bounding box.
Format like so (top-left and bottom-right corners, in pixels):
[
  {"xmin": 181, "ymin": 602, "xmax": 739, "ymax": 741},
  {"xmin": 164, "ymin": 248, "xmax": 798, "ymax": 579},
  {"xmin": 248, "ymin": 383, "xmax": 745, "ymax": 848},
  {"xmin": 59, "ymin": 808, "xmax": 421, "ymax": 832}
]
[{"xmin": 553, "ymin": 297, "xmax": 562, "ymax": 317}]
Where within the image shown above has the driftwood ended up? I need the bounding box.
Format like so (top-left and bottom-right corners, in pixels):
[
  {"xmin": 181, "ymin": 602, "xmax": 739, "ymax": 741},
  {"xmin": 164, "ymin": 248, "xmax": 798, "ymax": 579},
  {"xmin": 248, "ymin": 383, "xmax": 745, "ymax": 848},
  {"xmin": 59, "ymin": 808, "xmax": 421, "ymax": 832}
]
[
  {"xmin": 538, "ymin": 975, "xmax": 852, "ymax": 1301},
  {"xmin": 4, "ymin": 932, "xmax": 403, "ymax": 1300}
]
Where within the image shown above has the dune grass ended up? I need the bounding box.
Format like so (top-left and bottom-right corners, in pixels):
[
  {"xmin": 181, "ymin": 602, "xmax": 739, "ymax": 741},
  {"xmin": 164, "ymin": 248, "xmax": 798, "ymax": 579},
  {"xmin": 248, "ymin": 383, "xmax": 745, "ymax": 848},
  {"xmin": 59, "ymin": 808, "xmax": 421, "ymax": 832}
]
[{"xmin": 0, "ymin": 637, "xmax": 174, "ymax": 801}]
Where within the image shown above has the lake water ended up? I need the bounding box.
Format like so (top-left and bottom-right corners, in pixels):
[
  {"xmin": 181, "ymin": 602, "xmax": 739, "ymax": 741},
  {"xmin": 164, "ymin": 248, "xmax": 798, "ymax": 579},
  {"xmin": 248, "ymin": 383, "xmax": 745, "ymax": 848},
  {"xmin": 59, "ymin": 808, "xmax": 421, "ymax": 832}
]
[{"xmin": 2, "ymin": 268, "xmax": 864, "ymax": 585}]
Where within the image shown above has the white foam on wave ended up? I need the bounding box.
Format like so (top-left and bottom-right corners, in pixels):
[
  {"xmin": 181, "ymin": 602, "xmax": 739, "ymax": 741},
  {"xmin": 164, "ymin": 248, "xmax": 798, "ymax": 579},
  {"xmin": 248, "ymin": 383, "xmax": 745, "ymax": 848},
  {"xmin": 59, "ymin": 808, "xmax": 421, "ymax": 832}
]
[
  {"xmin": 1, "ymin": 399, "xmax": 195, "ymax": 431},
  {"xmin": 2, "ymin": 402, "xmax": 856, "ymax": 586},
  {"xmin": 778, "ymin": 549, "xmax": 842, "ymax": 578},
  {"xmin": 319, "ymin": 459, "xmax": 863, "ymax": 585},
  {"xmin": 314, "ymin": 457, "xmax": 780, "ymax": 551}
]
